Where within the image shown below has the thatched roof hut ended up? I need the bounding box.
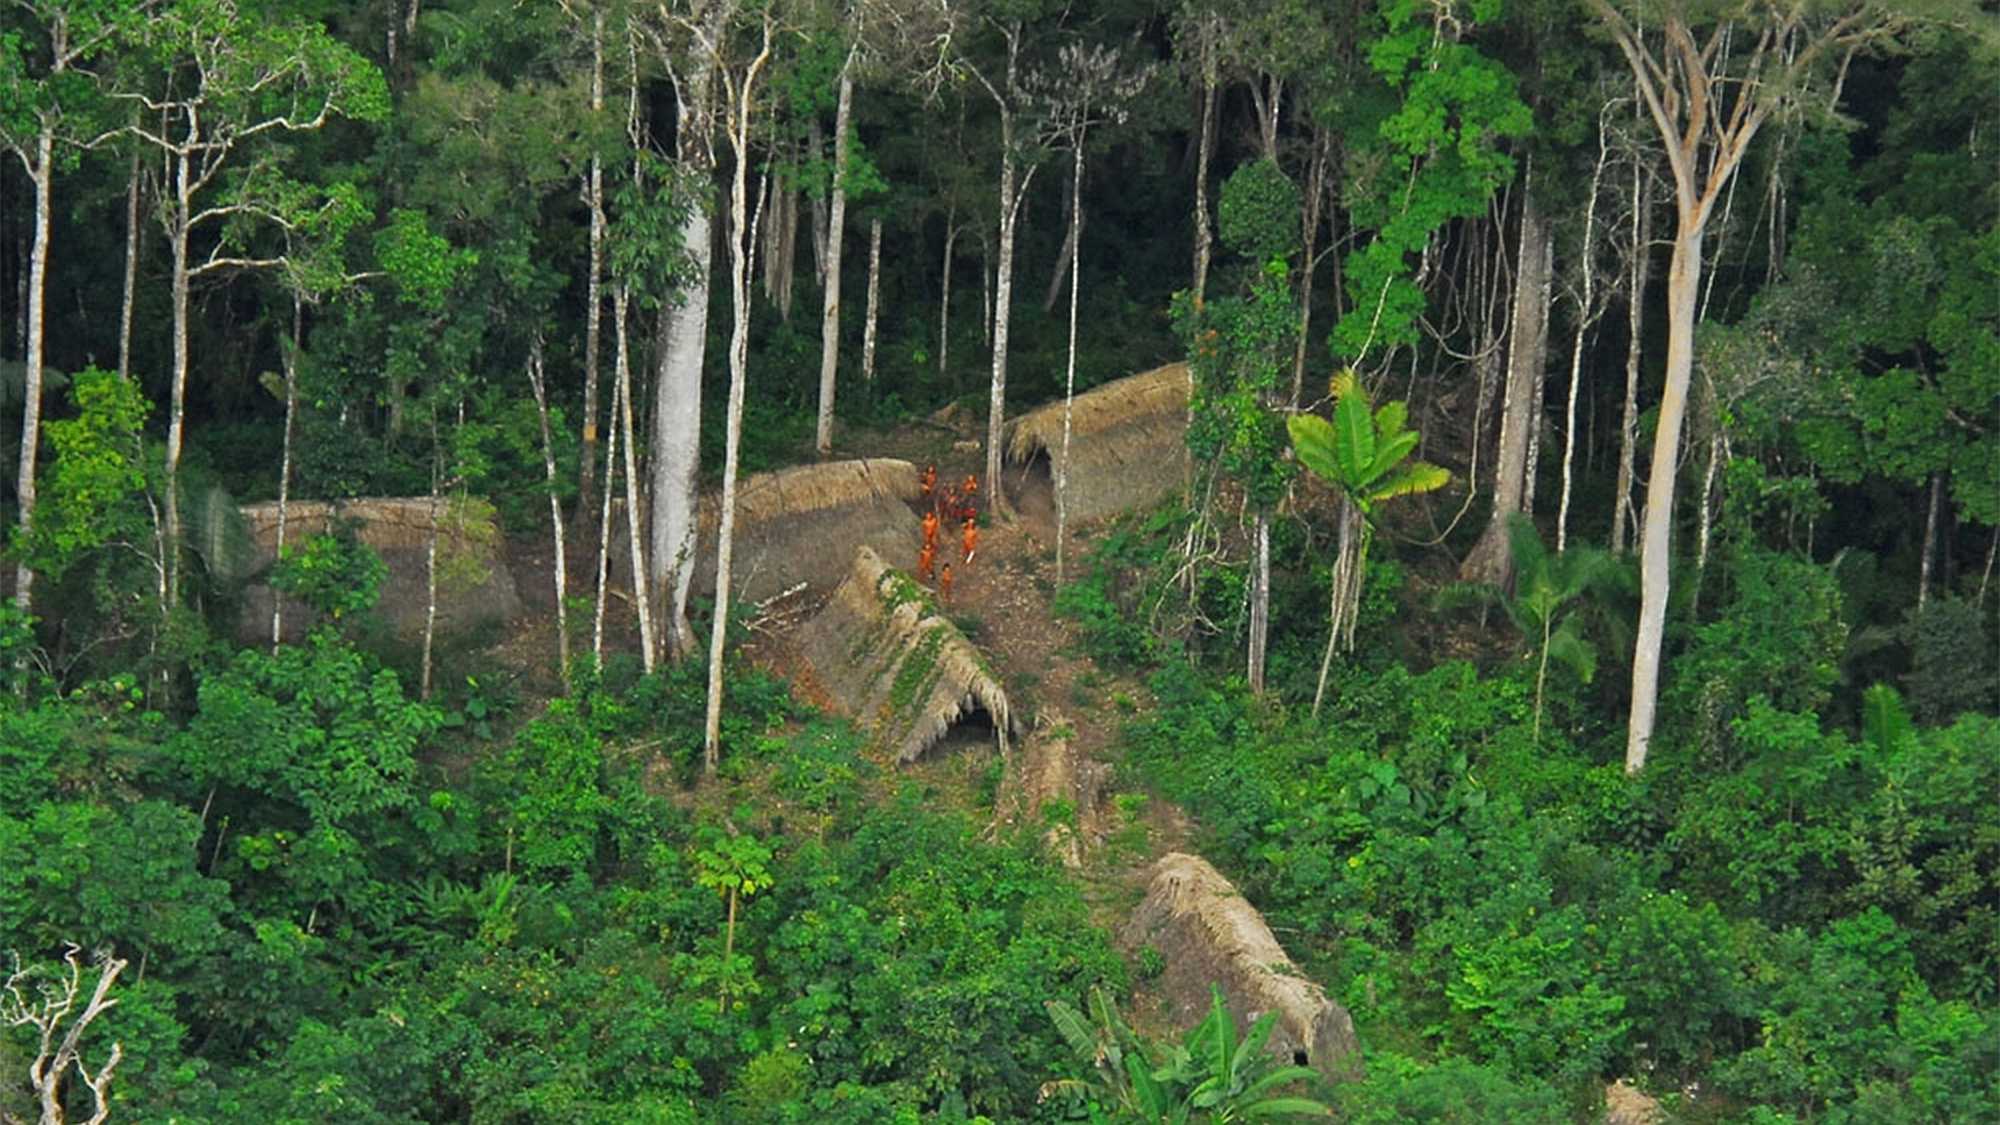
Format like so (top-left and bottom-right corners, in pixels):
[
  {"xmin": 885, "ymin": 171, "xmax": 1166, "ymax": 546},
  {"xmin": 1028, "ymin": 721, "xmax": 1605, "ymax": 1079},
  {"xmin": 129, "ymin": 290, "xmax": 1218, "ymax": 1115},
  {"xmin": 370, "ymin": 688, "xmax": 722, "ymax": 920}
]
[
  {"xmin": 798, "ymin": 546, "xmax": 1015, "ymax": 764},
  {"xmin": 236, "ymin": 497, "xmax": 520, "ymax": 643},
  {"xmin": 693, "ymin": 458, "xmax": 923, "ymax": 603},
  {"xmin": 1121, "ymin": 852, "xmax": 1363, "ymax": 1084},
  {"xmin": 991, "ymin": 709, "xmax": 1111, "ymax": 868},
  {"xmin": 1004, "ymin": 362, "xmax": 1190, "ymax": 524}
]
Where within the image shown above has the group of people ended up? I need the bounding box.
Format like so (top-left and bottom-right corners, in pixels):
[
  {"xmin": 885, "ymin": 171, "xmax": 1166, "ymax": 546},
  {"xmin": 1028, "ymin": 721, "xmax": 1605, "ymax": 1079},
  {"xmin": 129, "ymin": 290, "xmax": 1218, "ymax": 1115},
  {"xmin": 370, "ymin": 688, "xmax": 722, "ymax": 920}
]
[{"xmin": 917, "ymin": 464, "xmax": 980, "ymax": 603}]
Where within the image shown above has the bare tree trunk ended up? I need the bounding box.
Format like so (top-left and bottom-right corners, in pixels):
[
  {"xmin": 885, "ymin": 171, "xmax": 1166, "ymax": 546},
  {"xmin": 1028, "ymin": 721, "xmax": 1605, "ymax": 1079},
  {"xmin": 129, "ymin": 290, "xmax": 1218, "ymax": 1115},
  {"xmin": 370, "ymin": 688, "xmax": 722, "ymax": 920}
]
[
  {"xmin": 1628, "ymin": 218, "xmax": 1704, "ymax": 772},
  {"xmin": 421, "ymin": 423, "xmax": 443, "ymax": 701},
  {"xmin": 1612, "ymin": 166, "xmax": 1652, "ymax": 555},
  {"xmin": 527, "ymin": 337, "xmax": 572, "ymax": 693},
  {"xmin": 704, "ymin": 25, "xmax": 772, "ymax": 774},
  {"xmin": 808, "ymin": 117, "xmax": 829, "ymax": 284},
  {"xmin": 1042, "ymin": 165, "xmax": 1079, "ymax": 315},
  {"xmin": 986, "ymin": 119, "xmax": 1035, "ymax": 519},
  {"xmin": 1692, "ymin": 425, "xmax": 1724, "ymax": 614},
  {"xmin": 1312, "ymin": 497, "xmax": 1365, "ymax": 717},
  {"xmin": 272, "ymin": 299, "xmax": 301, "ymax": 651},
  {"xmin": 1291, "ymin": 133, "xmax": 1329, "ymax": 407},
  {"xmin": 1247, "ymin": 511, "xmax": 1270, "ymax": 695},
  {"xmin": 981, "ymin": 236, "xmax": 992, "ymax": 348},
  {"xmin": 577, "ymin": 9, "xmax": 608, "ymax": 526},
  {"xmin": 616, "ymin": 285, "xmax": 655, "ymax": 671},
  {"xmin": 862, "ymin": 217, "xmax": 882, "ymax": 382},
  {"xmin": 763, "ymin": 171, "xmax": 797, "ymax": 322},
  {"xmin": 11, "ymin": 134, "xmax": 53, "ymax": 613},
  {"xmin": 1056, "ymin": 145, "xmax": 1084, "ymax": 585},
  {"xmin": 938, "ymin": 208, "xmax": 956, "ymax": 375},
  {"xmin": 1558, "ymin": 111, "xmax": 1612, "ymax": 553},
  {"xmin": 1918, "ymin": 473, "xmax": 1941, "ymax": 609},
  {"xmin": 119, "ymin": 148, "xmax": 140, "ymax": 379},
  {"xmin": 588, "ymin": 320, "xmax": 612, "ymax": 660},
  {"xmin": 1191, "ymin": 61, "xmax": 1217, "ymax": 306},
  {"xmin": 163, "ymin": 178, "xmax": 192, "ymax": 611},
  {"xmin": 1463, "ymin": 190, "xmax": 1552, "ymax": 586},
  {"xmin": 815, "ymin": 55, "xmax": 854, "ymax": 456}
]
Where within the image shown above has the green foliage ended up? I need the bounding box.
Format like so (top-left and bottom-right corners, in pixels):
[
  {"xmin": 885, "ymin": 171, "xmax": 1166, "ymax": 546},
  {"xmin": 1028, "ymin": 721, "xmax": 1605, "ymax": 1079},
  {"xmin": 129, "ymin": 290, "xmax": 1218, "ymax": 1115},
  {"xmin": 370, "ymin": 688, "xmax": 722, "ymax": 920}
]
[
  {"xmin": 1044, "ymin": 984, "xmax": 1331, "ymax": 1121},
  {"xmin": 1903, "ymin": 596, "xmax": 1999, "ymax": 724},
  {"xmin": 21, "ymin": 368, "xmax": 150, "ymax": 581},
  {"xmin": 1216, "ymin": 159, "xmax": 1300, "ymax": 262},
  {"xmin": 1330, "ymin": 1052, "xmax": 1565, "ymax": 1123},
  {"xmin": 1177, "ymin": 260, "xmax": 1296, "ymax": 511},
  {"xmin": 1288, "ymin": 371, "xmax": 1450, "ymax": 519},
  {"xmin": 1333, "ymin": 0, "xmax": 1530, "ymax": 360},
  {"xmin": 270, "ymin": 531, "xmax": 388, "ymax": 622}
]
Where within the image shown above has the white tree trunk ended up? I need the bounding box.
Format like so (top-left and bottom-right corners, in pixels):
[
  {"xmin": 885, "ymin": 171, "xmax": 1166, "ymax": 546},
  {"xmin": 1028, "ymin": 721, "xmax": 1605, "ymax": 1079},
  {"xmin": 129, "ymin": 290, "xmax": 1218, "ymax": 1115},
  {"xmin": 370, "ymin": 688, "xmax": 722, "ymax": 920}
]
[
  {"xmin": 815, "ymin": 57, "xmax": 854, "ymax": 456},
  {"xmin": 1191, "ymin": 65, "xmax": 1217, "ymax": 306},
  {"xmin": 1056, "ymin": 146, "xmax": 1084, "ymax": 585},
  {"xmin": 592, "ymin": 308, "xmax": 619, "ymax": 666},
  {"xmin": 650, "ymin": 2, "xmax": 726, "ymax": 665},
  {"xmin": 119, "ymin": 147, "xmax": 140, "ymax": 380},
  {"xmin": 1612, "ymin": 165, "xmax": 1652, "ymax": 555},
  {"xmin": 862, "ymin": 217, "xmax": 882, "ymax": 382},
  {"xmin": 1558, "ymin": 115, "xmax": 1612, "ymax": 553},
  {"xmin": 1248, "ymin": 511, "xmax": 1270, "ymax": 695},
  {"xmin": 938, "ymin": 210, "xmax": 957, "ymax": 375},
  {"xmin": 616, "ymin": 284, "xmax": 655, "ymax": 671},
  {"xmin": 703, "ymin": 29, "xmax": 772, "ymax": 774},
  {"xmin": 1627, "ymin": 219, "xmax": 1703, "ymax": 772},
  {"xmin": 527, "ymin": 338, "xmax": 572, "ymax": 692},
  {"xmin": 163, "ymin": 168, "xmax": 193, "ymax": 610},
  {"xmin": 986, "ymin": 122, "xmax": 1034, "ymax": 519},
  {"xmin": 578, "ymin": 8, "xmax": 608, "ymax": 525},
  {"xmin": 12, "ymin": 135, "xmax": 53, "ymax": 613},
  {"xmin": 272, "ymin": 301, "xmax": 301, "ymax": 652}
]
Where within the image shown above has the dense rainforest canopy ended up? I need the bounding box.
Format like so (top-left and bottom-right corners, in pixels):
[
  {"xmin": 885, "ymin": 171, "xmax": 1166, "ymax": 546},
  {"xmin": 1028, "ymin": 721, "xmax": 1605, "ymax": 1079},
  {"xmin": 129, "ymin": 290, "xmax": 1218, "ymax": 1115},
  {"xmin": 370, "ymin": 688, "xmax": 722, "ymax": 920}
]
[{"xmin": 1, "ymin": 0, "xmax": 1996, "ymax": 1120}]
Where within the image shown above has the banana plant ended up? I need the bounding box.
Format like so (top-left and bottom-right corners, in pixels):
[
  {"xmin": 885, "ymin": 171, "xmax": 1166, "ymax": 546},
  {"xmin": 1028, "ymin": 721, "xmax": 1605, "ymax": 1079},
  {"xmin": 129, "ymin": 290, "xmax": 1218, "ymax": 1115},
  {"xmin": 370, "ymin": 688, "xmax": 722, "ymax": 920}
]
[
  {"xmin": 1043, "ymin": 985, "xmax": 1332, "ymax": 1122},
  {"xmin": 1289, "ymin": 369, "xmax": 1450, "ymax": 716}
]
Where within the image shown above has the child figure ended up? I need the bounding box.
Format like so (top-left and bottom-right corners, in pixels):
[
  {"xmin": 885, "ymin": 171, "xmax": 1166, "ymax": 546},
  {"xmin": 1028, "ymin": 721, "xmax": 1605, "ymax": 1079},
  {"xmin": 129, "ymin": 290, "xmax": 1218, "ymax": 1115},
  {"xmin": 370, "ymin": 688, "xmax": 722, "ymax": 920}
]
[
  {"xmin": 961, "ymin": 518, "xmax": 979, "ymax": 565},
  {"xmin": 918, "ymin": 542, "xmax": 937, "ymax": 582},
  {"xmin": 939, "ymin": 563, "xmax": 955, "ymax": 604}
]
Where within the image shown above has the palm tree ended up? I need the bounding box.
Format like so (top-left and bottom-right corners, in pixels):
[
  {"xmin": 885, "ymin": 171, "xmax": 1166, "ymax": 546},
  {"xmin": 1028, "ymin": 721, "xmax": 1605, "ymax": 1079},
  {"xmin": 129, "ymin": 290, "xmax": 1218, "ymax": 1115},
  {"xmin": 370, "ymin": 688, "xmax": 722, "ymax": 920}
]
[
  {"xmin": 1446, "ymin": 514, "xmax": 1634, "ymax": 741},
  {"xmin": 1288, "ymin": 370, "xmax": 1450, "ymax": 716}
]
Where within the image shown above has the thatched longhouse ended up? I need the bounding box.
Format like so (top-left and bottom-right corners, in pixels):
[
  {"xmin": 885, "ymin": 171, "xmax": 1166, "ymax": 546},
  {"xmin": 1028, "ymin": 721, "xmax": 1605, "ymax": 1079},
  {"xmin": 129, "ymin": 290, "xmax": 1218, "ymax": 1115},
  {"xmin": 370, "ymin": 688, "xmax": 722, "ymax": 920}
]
[
  {"xmin": 1122, "ymin": 852, "xmax": 1364, "ymax": 1084},
  {"xmin": 694, "ymin": 458, "xmax": 923, "ymax": 603},
  {"xmin": 236, "ymin": 497, "xmax": 519, "ymax": 643},
  {"xmin": 799, "ymin": 546, "xmax": 1015, "ymax": 764},
  {"xmin": 1004, "ymin": 362, "xmax": 1190, "ymax": 524}
]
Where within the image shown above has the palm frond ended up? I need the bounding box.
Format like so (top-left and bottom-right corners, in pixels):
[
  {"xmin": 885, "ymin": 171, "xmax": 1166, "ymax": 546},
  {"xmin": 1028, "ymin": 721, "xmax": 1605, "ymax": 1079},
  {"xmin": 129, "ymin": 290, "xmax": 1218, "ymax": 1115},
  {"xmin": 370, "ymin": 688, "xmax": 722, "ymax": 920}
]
[{"xmin": 1545, "ymin": 620, "xmax": 1598, "ymax": 684}]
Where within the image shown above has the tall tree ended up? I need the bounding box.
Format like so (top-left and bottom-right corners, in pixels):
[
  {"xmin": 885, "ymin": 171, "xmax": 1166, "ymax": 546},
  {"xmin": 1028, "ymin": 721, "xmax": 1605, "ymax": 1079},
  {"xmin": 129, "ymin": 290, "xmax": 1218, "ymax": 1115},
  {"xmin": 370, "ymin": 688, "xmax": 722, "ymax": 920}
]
[
  {"xmin": 700, "ymin": 2, "xmax": 774, "ymax": 775},
  {"xmin": 0, "ymin": 0, "xmax": 132, "ymax": 614},
  {"xmin": 648, "ymin": 0, "xmax": 737, "ymax": 664},
  {"xmin": 123, "ymin": 0, "xmax": 386, "ymax": 610},
  {"xmin": 1586, "ymin": 0, "xmax": 1913, "ymax": 773}
]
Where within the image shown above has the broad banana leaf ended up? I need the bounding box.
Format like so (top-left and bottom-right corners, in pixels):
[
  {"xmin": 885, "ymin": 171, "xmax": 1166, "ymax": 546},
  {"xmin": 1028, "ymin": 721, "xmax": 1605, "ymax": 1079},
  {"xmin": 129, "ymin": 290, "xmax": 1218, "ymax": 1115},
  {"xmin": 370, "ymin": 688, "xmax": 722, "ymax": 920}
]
[
  {"xmin": 1288, "ymin": 414, "xmax": 1343, "ymax": 486},
  {"xmin": 1362, "ymin": 461, "xmax": 1450, "ymax": 506},
  {"xmin": 1332, "ymin": 374, "xmax": 1376, "ymax": 487}
]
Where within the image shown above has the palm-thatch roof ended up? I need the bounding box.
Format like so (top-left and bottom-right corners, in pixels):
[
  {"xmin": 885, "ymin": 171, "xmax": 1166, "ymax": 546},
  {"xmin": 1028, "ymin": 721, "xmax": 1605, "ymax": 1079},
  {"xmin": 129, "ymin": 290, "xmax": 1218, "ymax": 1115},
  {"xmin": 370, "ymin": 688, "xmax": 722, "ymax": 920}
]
[
  {"xmin": 694, "ymin": 458, "xmax": 923, "ymax": 603},
  {"xmin": 236, "ymin": 497, "xmax": 519, "ymax": 643},
  {"xmin": 1004, "ymin": 362, "xmax": 1190, "ymax": 523},
  {"xmin": 1121, "ymin": 852, "xmax": 1363, "ymax": 1084},
  {"xmin": 798, "ymin": 546, "xmax": 1015, "ymax": 764},
  {"xmin": 991, "ymin": 709, "xmax": 1111, "ymax": 868}
]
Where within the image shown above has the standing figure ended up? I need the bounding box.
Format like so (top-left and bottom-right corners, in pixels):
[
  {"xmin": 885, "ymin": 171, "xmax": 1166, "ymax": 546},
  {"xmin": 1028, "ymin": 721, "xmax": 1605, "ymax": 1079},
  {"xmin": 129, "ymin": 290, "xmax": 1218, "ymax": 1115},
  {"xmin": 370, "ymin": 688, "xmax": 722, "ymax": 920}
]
[
  {"xmin": 921, "ymin": 463, "xmax": 938, "ymax": 500},
  {"xmin": 939, "ymin": 563, "xmax": 955, "ymax": 604},
  {"xmin": 918, "ymin": 542, "xmax": 937, "ymax": 582},
  {"xmin": 961, "ymin": 518, "xmax": 979, "ymax": 565},
  {"xmin": 921, "ymin": 509, "xmax": 941, "ymax": 552}
]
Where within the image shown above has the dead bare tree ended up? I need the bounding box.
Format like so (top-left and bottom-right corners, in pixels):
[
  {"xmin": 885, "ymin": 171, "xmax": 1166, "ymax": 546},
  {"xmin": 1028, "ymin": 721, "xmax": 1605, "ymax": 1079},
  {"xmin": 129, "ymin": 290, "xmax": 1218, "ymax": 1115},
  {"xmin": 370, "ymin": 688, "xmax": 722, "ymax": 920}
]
[{"xmin": 2, "ymin": 946, "xmax": 128, "ymax": 1125}]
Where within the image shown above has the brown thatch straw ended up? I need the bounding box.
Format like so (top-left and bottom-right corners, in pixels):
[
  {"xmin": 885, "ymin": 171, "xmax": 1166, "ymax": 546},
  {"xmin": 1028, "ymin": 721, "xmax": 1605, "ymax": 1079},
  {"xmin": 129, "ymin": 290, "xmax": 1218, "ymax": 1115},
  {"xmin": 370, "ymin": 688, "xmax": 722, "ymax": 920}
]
[
  {"xmin": 798, "ymin": 545, "xmax": 1015, "ymax": 764},
  {"xmin": 235, "ymin": 496, "xmax": 518, "ymax": 644},
  {"xmin": 694, "ymin": 458, "xmax": 923, "ymax": 602},
  {"xmin": 990, "ymin": 709, "xmax": 1111, "ymax": 868},
  {"xmin": 1003, "ymin": 363, "xmax": 1191, "ymax": 523},
  {"xmin": 1121, "ymin": 852, "xmax": 1364, "ymax": 1083}
]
